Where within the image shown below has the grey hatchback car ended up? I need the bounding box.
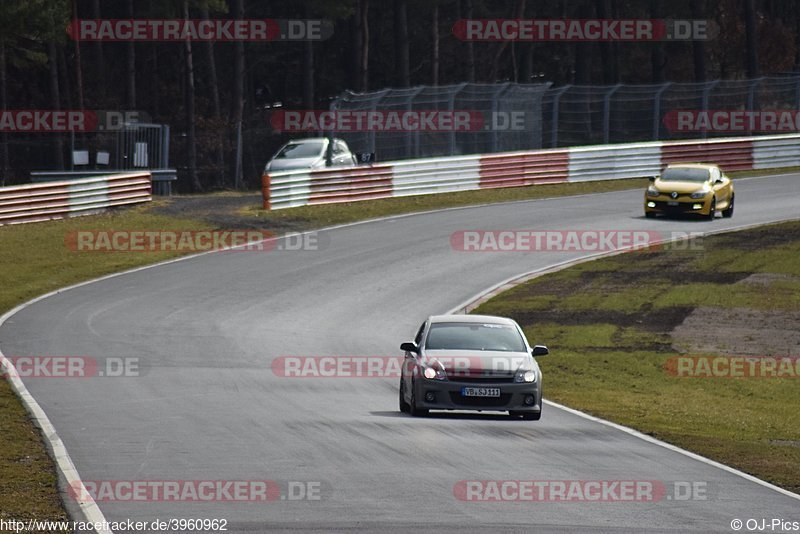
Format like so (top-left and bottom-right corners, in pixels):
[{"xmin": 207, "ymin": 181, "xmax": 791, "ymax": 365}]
[{"xmin": 399, "ymin": 314, "xmax": 548, "ymax": 420}]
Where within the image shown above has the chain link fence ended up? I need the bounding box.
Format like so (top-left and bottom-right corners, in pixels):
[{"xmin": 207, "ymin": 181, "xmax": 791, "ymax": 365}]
[
  {"xmin": 331, "ymin": 83, "xmax": 551, "ymax": 161},
  {"xmin": 331, "ymin": 74, "xmax": 800, "ymax": 160},
  {"xmin": 6, "ymin": 75, "xmax": 800, "ymax": 190},
  {"xmin": 0, "ymin": 124, "xmax": 170, "ymax": 187}
]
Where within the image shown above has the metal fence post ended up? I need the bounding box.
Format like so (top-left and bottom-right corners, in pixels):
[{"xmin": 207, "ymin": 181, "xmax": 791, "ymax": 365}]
[
  {"xmin": 491, "ymin": 83, "xmax": 511, "ymax": 152},
  {"xmin": 603, "ymin": 84, "xmax": 622, "ymax": 144},
  {"xmin": 746, "ymin": 77, "xmax": 764, "ymax": 136},
  {"xmin": 795, "ymin": 77, "xmax": 800, "ymax": 111},
  {"xmin": 406, "ymin": 87, "xmax": 424, "ymax": 158},
  {"xmin": 161, "ymin": 125, "xmax": 170, "ymax": 168},
  {"xmin": 373, "ymin": 89, "xmax": 391, "ymax": 157},
  {"xmin": 652, "ymin": 82, "xmax": 671, "ymax": 140},
  {"xmin": 550, "ymin": 85, "xmax": 570, "ymax": 148},
  {"xmin": 534, "ymin": 82, "xmax": 552, "ymax": 149},
  {"xmin": 448, "ymin": 82, "xmax": 468, "ymax": 155},
  {"xmin": 700, "ymin": 80, "xmax": 720, "ymax": 139},
  {"xmin": 746, "ymin": 77, "xmax": 764, "ymax": 111}
]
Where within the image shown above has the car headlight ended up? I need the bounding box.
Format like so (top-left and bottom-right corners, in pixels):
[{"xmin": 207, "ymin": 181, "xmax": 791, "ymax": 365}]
[
  {"xmin": 514, "ymin": 370, "xmax": 537, "ymax": 383},
  {"xmin": 646, "ymin": 187, "xmax": 660, "ymax": 197},
  {"xmin": 690, "ymin": 189, "xmax": 709, "ymax": 199},
  {"xmin": 423, "ymin": 367, "xmax": 447, "ymax": 380}
]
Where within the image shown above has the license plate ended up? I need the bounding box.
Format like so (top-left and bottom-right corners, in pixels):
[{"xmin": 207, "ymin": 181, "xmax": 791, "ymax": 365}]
[
  {"xmin": 667, "ymin": 201, "xmax": 679, "ymax": 206},
  {"xmin": 461, "ymin": 387, "xmax": 500, "ymax": 397}
]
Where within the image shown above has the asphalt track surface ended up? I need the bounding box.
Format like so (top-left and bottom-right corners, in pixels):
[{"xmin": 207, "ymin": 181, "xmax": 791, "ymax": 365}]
[{"xmin": 2, "ymin": 174, "xmax": 800, "ymax": 533}]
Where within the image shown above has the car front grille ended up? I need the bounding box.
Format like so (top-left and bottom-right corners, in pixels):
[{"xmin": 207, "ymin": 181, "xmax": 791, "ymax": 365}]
[
  {"xmin": 447, "ymin": 375, "xmax": 515, "ymax": 383},
  {"xmin": 449, "ymin": 392, "xmax": 513, "ymax": 407},
  {"xmin": 653, "ymin": 200, "xmax": 699, "ymax": 210}
]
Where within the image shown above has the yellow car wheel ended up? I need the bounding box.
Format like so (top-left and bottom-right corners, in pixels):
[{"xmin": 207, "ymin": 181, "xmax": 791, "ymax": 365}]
[{"xmin": 722, "ymin": 194, "xmax": 734, "ymax": 218}]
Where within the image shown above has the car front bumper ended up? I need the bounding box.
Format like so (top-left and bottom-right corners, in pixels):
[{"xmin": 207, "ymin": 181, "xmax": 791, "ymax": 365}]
[
  {"xmin": 645, "ymin": 196, "xmax": 712, "ymax": 215},
  {"xmin": 413, "ymin": 378, "xmax": 541, "ymax": 413}
]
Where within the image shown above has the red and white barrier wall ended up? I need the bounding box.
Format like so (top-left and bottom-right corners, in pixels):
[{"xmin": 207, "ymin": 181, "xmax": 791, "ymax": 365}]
[
  {"xmin": 0, "ymin": 172, "xmax": 152, "ymax": 225},
  {"xmin": 262, "ymin": 133, "xmax": 800, "ymax": 210}
]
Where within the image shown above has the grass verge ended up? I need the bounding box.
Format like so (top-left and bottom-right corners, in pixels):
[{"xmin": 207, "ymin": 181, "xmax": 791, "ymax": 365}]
[
  {"xmin": 239, "ymin": 177, "xmax": 650, "ymax": 229},
  {"xmin": 473, "ymin": 220, "xmax": 800, "ymax": 494}
]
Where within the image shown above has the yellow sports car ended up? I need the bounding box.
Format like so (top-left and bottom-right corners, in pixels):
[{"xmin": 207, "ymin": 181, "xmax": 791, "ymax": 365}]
[{"xmin": 644, "ymin": 163, "xmax": 734, "ymax": 220}]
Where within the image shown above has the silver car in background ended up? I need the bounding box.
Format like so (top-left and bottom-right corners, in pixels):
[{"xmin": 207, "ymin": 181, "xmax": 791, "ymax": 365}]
[
  {"xmin": 264, "ymin": 137, "xmax": 357, "ymax": 172},
  {"xmin": 399, "ymin": 314, "xmax": 548, "ymax": 420}
]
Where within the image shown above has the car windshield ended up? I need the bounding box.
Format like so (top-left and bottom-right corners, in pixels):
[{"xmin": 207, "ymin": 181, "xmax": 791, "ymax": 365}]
[
  {"xmin": 425, "ymin": 322, "xmax": 526, "ymax": 352},
  {"xmin": 660, "ymin": 167, "xmax": 710, "ymax": 182},
  {"xmin": 275, "ymin": 141, "xmax": 324, "ymax": 159}
]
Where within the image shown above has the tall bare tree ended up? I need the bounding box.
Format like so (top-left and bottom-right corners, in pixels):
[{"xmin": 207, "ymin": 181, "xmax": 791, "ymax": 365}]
[
  {"xmin": 744, "ymin": 0, "xmax": 759, "ymax": 77},
  {"xmin": 231, "ymin": 0, "xmax": 245, "ymax": 188},
  {"xmin": 489, "ymin": 0, "xmax": 526, "ymax": 82},
  {"xmin": 394, "ymin": 0, "xmax": 410, "ymax": 87},
  {"xmin": 70, "ymin": 0, "xmax": 84, "ymax": 109},
  {"xmin": 201, "ymin": 0, "xmax": 226, "ymax": 188},
  {"xmin": 431, "ymin": 2, "xmax": 439, "ymax": 85},
  {"xmin": 183, "ymin": 0, "xmax": 200, "ymax": 191},
  {"xmin": 460, "ymin": 0, "xmax": 475, "ymax": 82},
  {"xmin": 0, "ymin": 41, "xmax": 7, "ymax": 185},
  {"xmin": 302, "ymin": 3, "xmax": 315, "ymax": 109},
  {"xmin": 595, "ymin": 0, "xmax": 618, "ymax": 84},
  {"xmin": 47, "ymin": 40, "xmax": 64, "ymax": 168},
  {"xmin": 90, "ymin": 0, "xmax": 105, "ymax": 103},
  {"xmin": 690, "ymin": 0, "xmax": 707, "ymax": 82},
  {"xmin": 125, "ymin": 0, "xmax": 136, "ymax": 108},
  {"xmin": 356, "ymin": 0, "xmax": 369, "ymax": 91},
  {"xmin": 650, "ymin": 0, "xmax": 666, "ymax": 82}
]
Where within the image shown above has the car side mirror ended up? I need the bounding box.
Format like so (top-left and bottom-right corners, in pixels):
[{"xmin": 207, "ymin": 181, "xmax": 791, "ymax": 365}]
[
  {"xmin": 531, "ymin": 345, "xmax": 549, "ymax": 357},
  {"xmin": 400, "ymin": 342, "xmax": 418, "ymax": 353},
  {"xmin": 714, "ymin": 178, "xmax": 724, "ymax": 184},
  {"xmin": 648, "ymin": 176, "xmax": 657, "ymax": 182}
]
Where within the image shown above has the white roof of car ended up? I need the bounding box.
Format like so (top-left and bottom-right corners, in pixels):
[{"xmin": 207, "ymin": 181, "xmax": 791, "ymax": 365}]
[
  {"xmin": 429, "ymin": 314, "xmax": 517, "ymax": 325},
  {"xmin": 285, "ymin": 138, "xmax": 326, "ymax": 144},
  {"xmin": 284, "ymin": 137, "xmax": 345, "ymax": 144}
]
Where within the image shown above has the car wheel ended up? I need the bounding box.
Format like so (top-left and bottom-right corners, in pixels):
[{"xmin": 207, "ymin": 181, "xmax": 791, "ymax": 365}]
[
  {"xmin": 409, "ymin": 378, "xmax": 428, "ymax": 417},
  {"xmin": 722, "ymin": 194, "xmax": 734, "ymax": 218},
  {"xmin": 645, "ymin": 211, "xmax": 656, "ymax": 219},
  {"xmin": 706, "ymin": 197, "xmax": 716, "ymax": 220},
  {"xmin": 399, "ymin": 379, "xmax": 410, "ymax": 413}
]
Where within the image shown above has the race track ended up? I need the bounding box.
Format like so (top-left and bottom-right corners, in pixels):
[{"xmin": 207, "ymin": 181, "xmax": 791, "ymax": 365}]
[{"xmin": 2, "ymin": 173, "xmax": 800, "ymax": 533}]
